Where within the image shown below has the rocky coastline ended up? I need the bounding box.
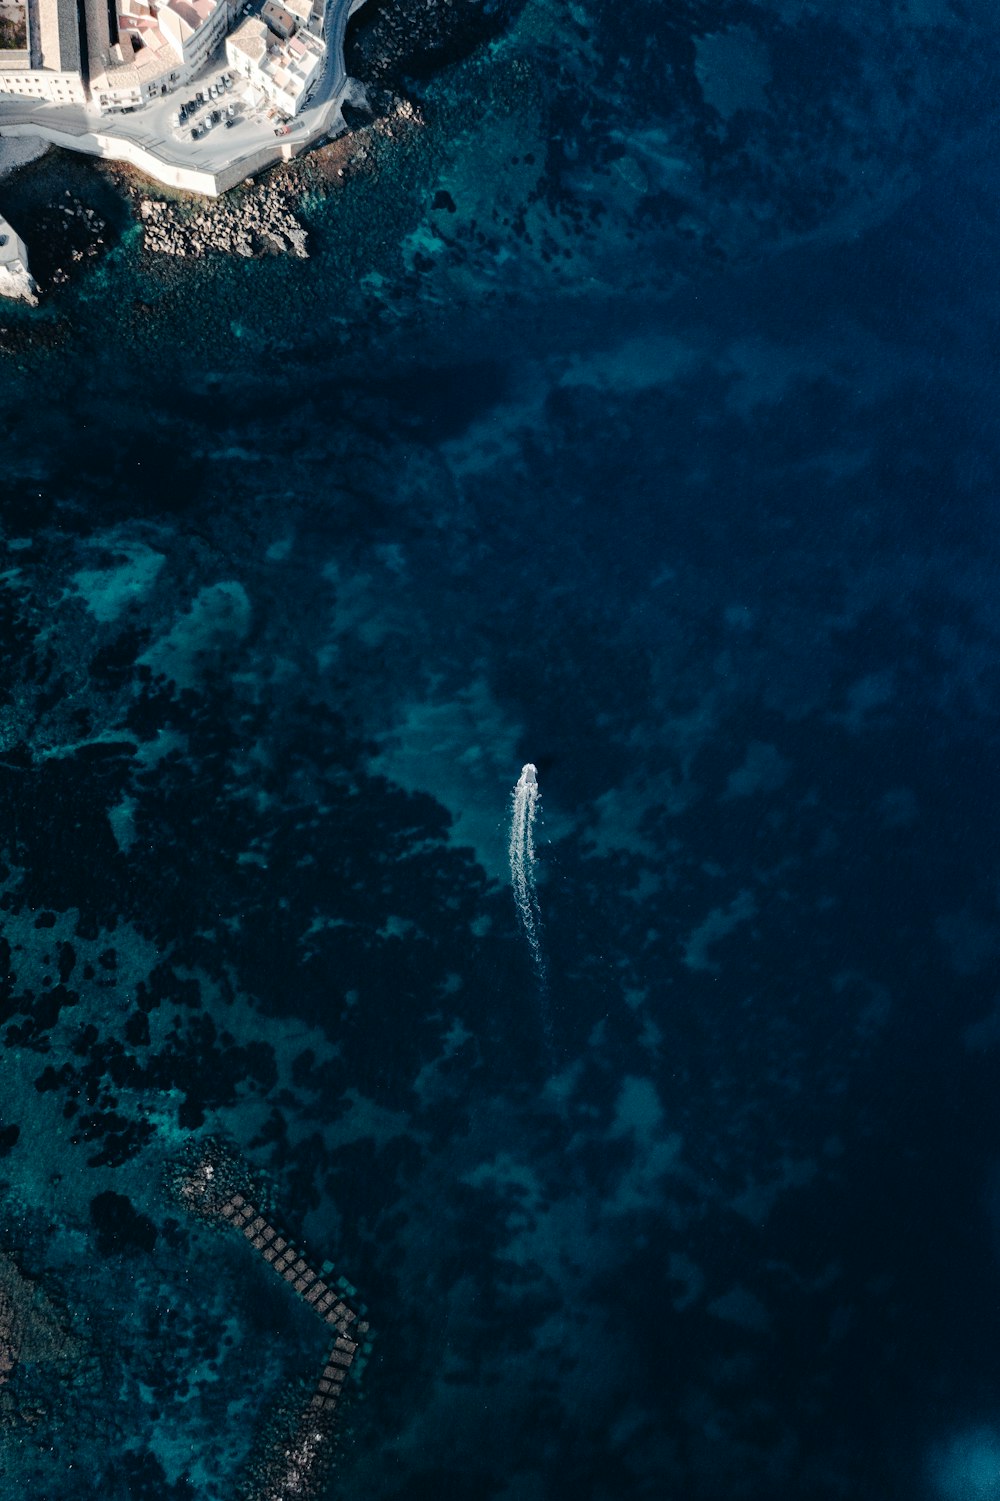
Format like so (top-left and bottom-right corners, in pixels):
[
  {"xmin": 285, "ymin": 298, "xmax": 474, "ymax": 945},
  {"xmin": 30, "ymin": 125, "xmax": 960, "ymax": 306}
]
[
  {"xmin": 344, "ymin": 0, "xmax": 523, "ymax": 89},
  {"xmin": 123, "ymin": 94, "xmax": 421, "ymax": 266},
  {"xmin": 47, "ymin": 191, "xmax": 109, "ymax": 286},
  {"xmin": 139, "ymin": 181, "xmax": 310, "ymax": 261},
  {"xmin": 0, "ymin": 243, "xmax": 36, "ymax": 305},
  {"xmin": 0, "ymin": 91, "xmax": 422, "ymax": 314},
  {"xmin": 0, "ymin": 0, "xmax": 479, "ymax": 302}
]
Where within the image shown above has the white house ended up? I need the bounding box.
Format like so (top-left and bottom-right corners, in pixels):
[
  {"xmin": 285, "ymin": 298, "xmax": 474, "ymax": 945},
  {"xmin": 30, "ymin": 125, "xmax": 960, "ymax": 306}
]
[
  {"xmin": 0, "ymin": 0, "xmax": 233, "ymax": 113},
  {"xmin": 225, "ymin": 15, "xmax": 268, "ymax": 88},
  {"xmin": 0, "ymin": 0, "xmax": 87, "ymax": 103},
  {"xmin": 90, "ymin": 0, "xmax": 227, "ymax": 111},
  {"xmin": 260, "ymin": 29, "xmax": 322, "ymax": 115},
  {"xmin": 0, "ymin": 50, "xmax": 87, "ymax": 102},
  {"xmin": 226, "ymin": 12, "xmax": 322, "ymax": 117},
  {"xmin": 284, "ymin": 0, "xmax": 323, "ymax": 37},
  {"xmin": 158, "ymin": 0, "xmax": 228, "ymax": 73}
]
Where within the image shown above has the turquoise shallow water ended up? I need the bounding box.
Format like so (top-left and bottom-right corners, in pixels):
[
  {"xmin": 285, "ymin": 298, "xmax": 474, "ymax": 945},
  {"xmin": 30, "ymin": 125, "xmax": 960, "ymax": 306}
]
[{"xmin": 3, "ymin": 1, "xmax": 1000, "ymax": 1497}]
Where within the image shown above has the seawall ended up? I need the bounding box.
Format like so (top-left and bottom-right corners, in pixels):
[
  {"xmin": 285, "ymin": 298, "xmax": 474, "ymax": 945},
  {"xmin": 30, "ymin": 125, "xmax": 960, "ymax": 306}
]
[{"xmin": 0, "ymin": 117, "xmax": 319, "ymax": 198}]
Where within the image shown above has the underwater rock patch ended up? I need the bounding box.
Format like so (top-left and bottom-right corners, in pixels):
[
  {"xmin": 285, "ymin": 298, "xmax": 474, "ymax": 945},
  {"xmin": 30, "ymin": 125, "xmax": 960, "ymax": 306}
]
[{"xmin": 0, "ymin": 1246, "xmax": 80, "ymax": 1398}]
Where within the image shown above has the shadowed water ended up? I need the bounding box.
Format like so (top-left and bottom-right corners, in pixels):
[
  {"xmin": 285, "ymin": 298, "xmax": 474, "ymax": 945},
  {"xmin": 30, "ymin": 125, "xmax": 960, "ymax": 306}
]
[{"xmin": 1, "ymin": 1, "xmax": 1000, "ymax": 1498}]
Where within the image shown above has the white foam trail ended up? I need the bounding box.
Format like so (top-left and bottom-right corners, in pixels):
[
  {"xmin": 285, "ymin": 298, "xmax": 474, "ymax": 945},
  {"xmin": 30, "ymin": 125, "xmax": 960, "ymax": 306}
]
[{"xmin": 510, "ymin": 762, "xmax": 546, "ymax": 986}]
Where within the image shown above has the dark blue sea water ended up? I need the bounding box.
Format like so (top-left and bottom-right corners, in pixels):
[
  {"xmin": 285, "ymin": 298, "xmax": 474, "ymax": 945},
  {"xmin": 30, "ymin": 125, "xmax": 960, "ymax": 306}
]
[{"xmin": 2, "ymin": 1, "xmax": 1000, "ymax": 1497}]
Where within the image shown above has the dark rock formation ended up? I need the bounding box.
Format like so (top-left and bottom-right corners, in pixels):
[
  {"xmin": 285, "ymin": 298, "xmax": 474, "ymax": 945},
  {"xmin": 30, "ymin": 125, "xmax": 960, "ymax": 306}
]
[{"xmin": 139, "ymin": 184, "xmax": 309, "ymax": 260}]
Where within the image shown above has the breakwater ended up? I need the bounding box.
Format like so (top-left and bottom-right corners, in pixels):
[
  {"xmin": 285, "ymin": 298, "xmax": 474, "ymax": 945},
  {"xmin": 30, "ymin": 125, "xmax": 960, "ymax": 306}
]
[{"xmin": 170, "ymin": 1142, "xmax": 372, "ymax": 1500}]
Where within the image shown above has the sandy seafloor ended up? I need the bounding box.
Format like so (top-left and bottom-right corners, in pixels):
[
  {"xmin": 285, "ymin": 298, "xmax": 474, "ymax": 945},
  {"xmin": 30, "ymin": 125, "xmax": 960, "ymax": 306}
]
[{"xmin": 2, "ymin": 0, "xmax": 1000, "ymax": 1497}]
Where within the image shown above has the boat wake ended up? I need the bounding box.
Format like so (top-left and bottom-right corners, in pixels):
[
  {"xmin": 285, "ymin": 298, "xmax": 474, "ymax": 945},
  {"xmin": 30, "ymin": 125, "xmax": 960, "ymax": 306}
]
[{"xmin": 509, "ymin": 763, "xmax": 546, "ymax": 992}]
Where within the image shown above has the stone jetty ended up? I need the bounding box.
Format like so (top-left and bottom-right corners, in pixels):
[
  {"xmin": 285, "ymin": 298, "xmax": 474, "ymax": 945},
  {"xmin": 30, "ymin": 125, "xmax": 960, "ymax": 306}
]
[{"xmin": 169, "ymin": 1140, "xmax": 372, "ymax": 1500}]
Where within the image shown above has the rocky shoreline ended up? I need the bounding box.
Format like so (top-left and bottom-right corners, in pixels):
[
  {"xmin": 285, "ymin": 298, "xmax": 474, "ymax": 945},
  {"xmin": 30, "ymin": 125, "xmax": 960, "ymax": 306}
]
[
  {"xmin": 345, "ymin": 0, "xmax": 522, "ymax": 90},
  {"xmin": 139, "ymin": 182, "xmax": 310, "ymax": 260},
  {"xmin": 0, "ymin": 0, "xmax": 484, "ymax": 304},
  {"xmin": 125, "ymin": 94, "xmax": 421, "ymax": 265},
  {"xmin": 48, "ymin": 192, "xmax": 109, "ymax": 286},
  {"xmin": 0, "ymin": 92, "xmax": 422, "ymax": 313}
]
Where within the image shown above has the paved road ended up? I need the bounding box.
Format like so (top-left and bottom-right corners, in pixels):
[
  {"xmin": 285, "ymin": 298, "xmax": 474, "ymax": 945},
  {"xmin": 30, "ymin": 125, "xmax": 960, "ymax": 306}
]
[{"xmin": 0, "ymin": 0, "xmax": 359, "ymax": 187}]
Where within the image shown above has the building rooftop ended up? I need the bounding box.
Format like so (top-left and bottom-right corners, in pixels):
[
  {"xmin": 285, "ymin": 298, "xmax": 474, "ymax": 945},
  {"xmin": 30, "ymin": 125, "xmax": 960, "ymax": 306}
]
[
  {"xmin": 261, "ymin": 0, "xmax": 295, "ymax": 36},
  {"xmin": 259, "ymin": 25, "xmax": 320, "ymax": 96},
  {"xmin": 227, "ymin": 14, "xmax": 268, "ymax": 62},
  {"xmin": 93, "ymin": 25, "xmax": 177, "ymax": 85},
  {"xmin": 166, "ymin": 0, "xmax": 215, "ymax": 36},
  {"xmin": 38, "ymin": 0, "xmax": 83, "ymax": 73}
]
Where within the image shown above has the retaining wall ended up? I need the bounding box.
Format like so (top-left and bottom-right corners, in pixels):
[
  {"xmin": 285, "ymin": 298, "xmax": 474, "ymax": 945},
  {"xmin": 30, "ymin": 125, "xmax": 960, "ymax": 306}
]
[{"xmin": 0, "ymin": 116, "xmax": 318, "ymax": 194}]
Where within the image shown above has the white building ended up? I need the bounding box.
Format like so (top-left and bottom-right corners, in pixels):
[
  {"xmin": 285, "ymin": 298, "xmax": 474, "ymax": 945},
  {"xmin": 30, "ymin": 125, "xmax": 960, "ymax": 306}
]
[
  {"xmin": 159, "ymin": 0, "xmax": 229, "ymax": 74},
  {"xmin": 0, "ymin": 210, "xmax": 37, "ymax": 302},
  {"xmin": 226, "ymin": 10, "xmax": 322, "ymax": 116},
  {"xmin": 0, "ymin": 0, "xmax": 236, "ymax": 112},
  {"xmin": 90, "ymin": 0, "xmax": 228, "ymax": 111},
  {"xmin": 283, "ymin": 0, "xmax": 323, "ymax": 37},
  {"xmin": 225, "ymin": 15, "xmax": 268, "ymax": 88},
  {"xmin": 0, "ymin": 50, "xmax": 87, "ymax": 103},
  {"xmin": 261, "ymin": 29, "xmax": 322, "ymax": 115},
  {"xmin": 0, "ymin": 0, "xmax": 87, "ymax": 103}
]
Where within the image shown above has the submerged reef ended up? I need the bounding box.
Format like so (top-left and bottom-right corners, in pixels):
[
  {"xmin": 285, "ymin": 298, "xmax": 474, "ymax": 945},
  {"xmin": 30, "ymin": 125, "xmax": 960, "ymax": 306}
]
[{"xmin": 0, "ymin": 1247, "xmax": 80, "ymax": 1399}]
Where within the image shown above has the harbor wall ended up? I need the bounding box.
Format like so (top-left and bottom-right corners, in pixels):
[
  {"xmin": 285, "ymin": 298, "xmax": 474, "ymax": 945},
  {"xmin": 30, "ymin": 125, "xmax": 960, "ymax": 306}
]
[{"xmin": 0, "ymin": 118, "xmax": 308, "ymax": 195}]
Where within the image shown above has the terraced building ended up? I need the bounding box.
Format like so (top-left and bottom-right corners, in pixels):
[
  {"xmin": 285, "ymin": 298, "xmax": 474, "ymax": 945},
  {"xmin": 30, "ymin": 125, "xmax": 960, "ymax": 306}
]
[{"xmin": 0, "ymin": 0, "xmax": 248, "ymax": 112}]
